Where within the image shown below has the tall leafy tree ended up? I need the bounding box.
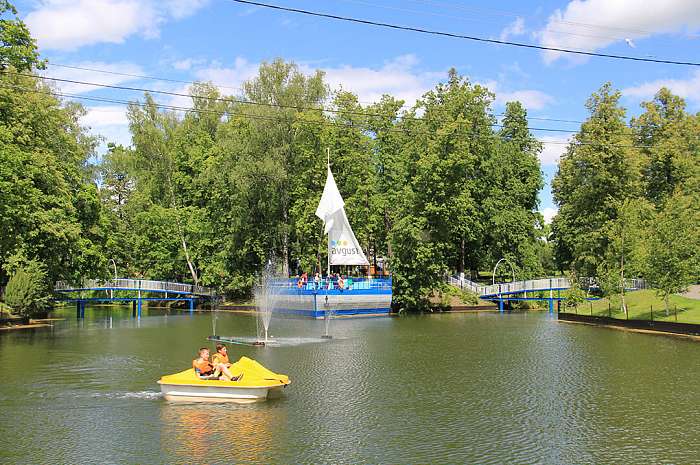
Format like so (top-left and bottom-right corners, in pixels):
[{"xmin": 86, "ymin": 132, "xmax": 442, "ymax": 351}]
[
  {"xmin": 632, "ymin": 88, "xmax": 700, "ymax": 206},
  {"xmin": 0, "ymin": 71, "xmax": 104, "ymax": 285},
  {"xmin": 0, "ymin": 1, "xmax": 44, "ymax": 72},
  {"xmin": 552, "ymin": 83, "xmax": 642, "ymax": 275},
  {"xmin": 645, "ymin": 192, "xmax": 700, "ymax": 314},
  {"xmin": 596, "ymin": 198, "xmax": 653, "ymax": 317},
  {"xmin": 482, "ymin": 101, "xmax": 544, "ymax": 277}
]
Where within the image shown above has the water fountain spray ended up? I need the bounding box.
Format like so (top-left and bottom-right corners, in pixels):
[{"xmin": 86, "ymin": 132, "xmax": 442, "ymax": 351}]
[{"xmin": 254, "ymin": 259, "xmax": 279, "ymax": 346}]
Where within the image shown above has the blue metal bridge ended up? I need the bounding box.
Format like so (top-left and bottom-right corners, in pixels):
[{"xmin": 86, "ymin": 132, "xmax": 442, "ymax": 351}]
[
  {"xmin": 54, "ymin": 279, "xmax": 215, "ymax": 318},
  {"xmin": 447, "ymin": 276, "xmax": 646, "ymax": 312}
]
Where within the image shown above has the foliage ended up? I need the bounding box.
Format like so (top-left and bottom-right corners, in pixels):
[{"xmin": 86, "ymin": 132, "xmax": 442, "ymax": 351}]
[
  {"xmin": 0, "ymin": 1, "xmax": 44, "ymax": 71},
  {"xmin": 0, "ymin": 69, "xmax": 105, "ymax": 286},
  {"xmin": 596, "ymin": 198, "xmax": 653, "ymax": 316},
  {"xmin": 437, "ymin": 284, "xmax": 479, "ymax": 308},
  {"xmin": 645, "ymin": 192, "xmax": 700, "ymax": 313},
  {"xmin": 552, "ymin": 83, "xmax": 642, "ymax": 276},
  {"xmin": 3, "ymin": 260, "xmax": 50, "ymax": 317},
  {"xmin": 562, "ymin": 271, "xmax": 587, "ymax": 310}
]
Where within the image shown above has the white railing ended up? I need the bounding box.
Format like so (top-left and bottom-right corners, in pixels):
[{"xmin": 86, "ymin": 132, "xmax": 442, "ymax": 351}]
[
  {"xmin": 55, "ymin": 279, "xmax": 213, "ymax": 296},
  {"xmin": 447, "ymin": 276, "xmax": 482, "ymax": 294},
  {"xmin": 479, "ymin": 277, "xmax": 571, "ymax": 297},
  {"xmin": 447, "ymin": 275, "xmax": 647, "ymax": 297}
]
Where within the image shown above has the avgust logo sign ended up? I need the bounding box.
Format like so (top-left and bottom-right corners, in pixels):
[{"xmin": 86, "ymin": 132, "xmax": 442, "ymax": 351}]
[{"xmin": 330, "ymin": 239, "xmax": 362, "ymax": 257}]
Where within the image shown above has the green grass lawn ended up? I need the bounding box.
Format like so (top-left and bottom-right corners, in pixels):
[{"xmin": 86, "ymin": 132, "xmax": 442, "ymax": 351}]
[{"xmin": 569, "ymin": 289, "xmax": 700, "ymax": 324}]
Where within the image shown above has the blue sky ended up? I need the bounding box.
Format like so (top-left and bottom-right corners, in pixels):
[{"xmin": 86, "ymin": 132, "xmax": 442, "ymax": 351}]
[{"xmin": 15, "ymin": 0, "xmax": 700, "ymax": 221}]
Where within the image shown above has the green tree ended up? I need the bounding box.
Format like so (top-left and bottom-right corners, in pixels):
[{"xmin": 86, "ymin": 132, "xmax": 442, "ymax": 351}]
[
  {"xmin": 632, "ymin": 88, "xmax": 700, "ymax": 206},
  {"xmin": 596, "ymin": 198, "xmax": 653, "ymax": 317},
  {"xmin": 0, "ymin": 1, "xmax": 44, "ymax": 72},
  {"xmin": 645, "ymin": 192, "xmax": 700, "ymax": 314},
  {"xmin": 0, "ymin": 71, "xmax": 105, "ymax": 285},
  {"xmin": 562, "ymin": 270, "xmax": 586, "ymax": 312},
  {"xmin": 482, "ymin": 101, "xmax": 544, "ymax": 277},
  {"xmin": 552, "ymin": 83, "xmax": 642, "ymax": 275},
  {"xmin": 3, "ymin": 259, "xmax": 50, "ymax": 317}
]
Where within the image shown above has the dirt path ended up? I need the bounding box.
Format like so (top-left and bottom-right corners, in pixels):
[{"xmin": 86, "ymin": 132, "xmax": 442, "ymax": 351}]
[{"xmin": 681, "ymin": 284, "xmax": 700, "ymax": 300}]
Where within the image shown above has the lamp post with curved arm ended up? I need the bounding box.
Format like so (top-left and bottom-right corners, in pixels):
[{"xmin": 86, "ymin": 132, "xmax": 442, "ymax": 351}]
[
  {"xmin": 493, "ymin": 258, "xmax": 516, "ymax": 313},
  {"xmin": 492, "ymin": 258, "xmax": 516, "ymax": 285},
  {"xmin": 108, "ymin": 259, "xmax": 117, "ymax": 299}
]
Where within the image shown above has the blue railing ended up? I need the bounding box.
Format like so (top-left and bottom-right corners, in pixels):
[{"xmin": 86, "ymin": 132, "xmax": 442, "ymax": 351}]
[{"xmin": 270, "ymin": 277, "xmax": 392, "ymax": 292}]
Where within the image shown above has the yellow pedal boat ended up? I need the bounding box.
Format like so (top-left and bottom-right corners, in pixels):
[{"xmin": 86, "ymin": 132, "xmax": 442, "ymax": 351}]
[{"xmin": 158, "ymin": 356, "xmax": 290, "ymax": 401}]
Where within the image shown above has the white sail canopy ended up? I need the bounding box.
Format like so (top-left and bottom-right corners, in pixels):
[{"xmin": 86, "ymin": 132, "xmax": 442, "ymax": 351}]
[{"xmin": 315, "ymin": 167, "xmax": 369, "ymax": 266}]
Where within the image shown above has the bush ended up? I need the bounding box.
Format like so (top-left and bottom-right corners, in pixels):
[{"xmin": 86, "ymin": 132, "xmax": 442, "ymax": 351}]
[{"xmin": 3, "ymin": 261, "xmax": 50, "ymax": 317}]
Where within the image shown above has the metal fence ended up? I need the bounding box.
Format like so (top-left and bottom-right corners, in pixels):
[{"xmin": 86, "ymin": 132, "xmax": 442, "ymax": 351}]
[
  {"xmin": 55, "ymin": 279, "xmax": 214, "ymax": 296},
  {"xmin": 446, "ymin": 275, "xmax": 647, "ymax": 297}
]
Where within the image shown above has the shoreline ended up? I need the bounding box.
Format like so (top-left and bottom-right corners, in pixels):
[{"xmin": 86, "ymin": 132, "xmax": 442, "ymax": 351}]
[{"xmin": 557, "ymin": 312, "xmax": 700, "ymax": 341}]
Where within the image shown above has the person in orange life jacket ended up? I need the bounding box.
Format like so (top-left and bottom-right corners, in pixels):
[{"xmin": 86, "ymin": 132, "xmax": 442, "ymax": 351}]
[
  {"xmin": 192, "ymin": 347, "xmax": 239, "ymax": 381},
  {"xmin": 211, "ymin": 344, "xmax": 243, "ymax": 381}
]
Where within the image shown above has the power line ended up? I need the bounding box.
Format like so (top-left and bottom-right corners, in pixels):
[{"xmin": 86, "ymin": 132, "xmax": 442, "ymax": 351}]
[
  {"xmin": 337, "ymin": 0, "xmax": 640, "ymax": 44},
  {"xmin": 405, "ymin": 0, "xmax": 700, "ymax": 40},
  {"xmin": 15, "ymin": 70, "xmax": 580, "ymax": 134},
  {"xmin": 229, "ymin": 0, "xmax": 700, "ymax": 67},
  {"xmin": 44, "ymin": 62, "xmax": 583, "ymax": 125},
  {"xmin": 1, "ymin": 81, "xmax": 652, "ymax": 151},
  {"xmin": 47, "ymin": 63, "xmax": 243, "ymax": 91}
]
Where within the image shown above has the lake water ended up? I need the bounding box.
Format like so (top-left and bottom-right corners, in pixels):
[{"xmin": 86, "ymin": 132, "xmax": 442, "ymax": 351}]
[{"xmin": 1, "ymin": 306, "xmax": 699, "ymax": 464}]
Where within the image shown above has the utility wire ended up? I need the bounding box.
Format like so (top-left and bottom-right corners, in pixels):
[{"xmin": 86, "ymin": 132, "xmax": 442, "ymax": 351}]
[
  {"xmin": 406, "ymin": 0, "xmax": 700, "ymax": 39},
  {"xmin": 44, "ymin": 62, "xmax": 583, "ymax": 125},
  {"xmin": 1, "ymin": 82, "xmax": 653, "ymax": 151},
  {"xmin": 337, "ymin": 0, "xmax": 638, "ymax": 44},
  {"xmin": 14, "ymin": 70, "xmax": 579, "ymax": 134},
  {"xmin": 47, "ymin": 63, "xmax": 244, "ymax": 91},
  {"xmin": 229, "ymin": 0, "xmax": 700, "ymax": 67}
]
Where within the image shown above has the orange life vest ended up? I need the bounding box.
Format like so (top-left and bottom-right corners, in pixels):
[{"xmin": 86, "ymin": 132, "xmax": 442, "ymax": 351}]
[
  {"xmin": 193, "ymin": 358, "xmax": 214, "ymax": 375},
  {"xmin": 212, "ymin": 352, "xmax": 229, "ymax": 365}
]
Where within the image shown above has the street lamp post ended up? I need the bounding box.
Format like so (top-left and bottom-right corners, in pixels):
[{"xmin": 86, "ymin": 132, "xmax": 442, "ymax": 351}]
[
  {"xmin": 108, "ymin": 259, "xmax": 117, "ymax": 299},
  {"xmin": 492, "ymin": 258, "xmax": 515, "ymax": 285},
  {"xmin": 493, "ymin": 258, "xmax": 516, "ymax": 314}
]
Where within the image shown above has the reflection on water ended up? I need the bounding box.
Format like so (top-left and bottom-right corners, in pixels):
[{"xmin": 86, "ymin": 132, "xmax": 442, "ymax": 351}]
[
  {"xmin": 160, "ymin": 402, "xmax": 285, "ymax": 464},
  {"xmin": 1, "ymin": 307, "xmax": 700, "ymax": 464}
]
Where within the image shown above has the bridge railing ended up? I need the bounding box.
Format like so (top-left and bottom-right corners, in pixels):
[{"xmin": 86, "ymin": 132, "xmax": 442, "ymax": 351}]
[
  {"xmin": 480, "ymin": 277, "xmax": 571, "ymax": 297},
  {"xmin": 55, "ymin": 279, "xmax": 214, "ymax": 296},
  {"xmin": 447, "ymin": 276, "xmax": 482, "ymax": 294},
  {"xmin": 447, "ymin": 275, "xmax": 646, "ymax": 297}
]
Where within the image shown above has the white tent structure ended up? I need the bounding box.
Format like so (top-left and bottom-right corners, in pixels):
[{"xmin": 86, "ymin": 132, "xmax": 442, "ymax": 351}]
[{"xmin": 315, "ymin": 166, "xmax": 369, "ymax": 274}]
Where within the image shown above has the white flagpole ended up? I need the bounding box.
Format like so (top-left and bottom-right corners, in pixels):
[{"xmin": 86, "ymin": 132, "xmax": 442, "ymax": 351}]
[{"xmin": 326, "ymin": 148, "xmax": 331, "ymax": 280}]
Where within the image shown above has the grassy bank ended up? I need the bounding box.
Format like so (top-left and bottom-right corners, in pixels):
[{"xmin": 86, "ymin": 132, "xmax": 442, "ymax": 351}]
[{"xmin": 570, "ymin": 290, "xmax": 700, "ymax": 324}]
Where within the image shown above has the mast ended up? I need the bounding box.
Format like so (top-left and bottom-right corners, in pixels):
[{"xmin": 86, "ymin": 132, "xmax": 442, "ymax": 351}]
[{"xmin": 326, "ymin": 147, "xmax": 331, "ymax": 279}]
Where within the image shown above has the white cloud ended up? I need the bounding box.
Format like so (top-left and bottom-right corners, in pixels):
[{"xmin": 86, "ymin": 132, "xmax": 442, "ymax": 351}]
[
  {"xmin": 499, "ymin": 89, "xmax": 554, "ymax": 110},
  {"xmin": 81, "ymin": 105, "xmax": 132, "ymax": 149},
  {"xmin": 42, "ymin": 61, "xmax": 145, "ymax": 94},
  {"xmin": 185, "ymin": 54, "xmax": 442, "ymax": 108},
  {"xmin": 82, "ymin": 105, "xmax": 129, "ymax": 127},
  {"xmin": 25, "ymin": 0, "xmax": 210, "ymax": 51},
  {"xmin": 537, "ymin": 0, "xmax": 700, "ymax": 64},
  {"xmin": 172, "ymin": 58, "xmax": 205, "ymax": 71},
  {"xmin": 622, "ymin": 70, "xmax": 700, "ymax": 104},
  {"xmin": 540, "ymin": 207, "xmax": 558, "ymax": 224},
  {"xmin": 164, "ymin": 0, "xmax": 211, "ymax": 20},
  {"xmin": 317, "ymin": 54, "xmax": 443, "ymax": 106},
  {"xmin": 160, "ymin": 57, "xmax": 259, "ymax": 108},
  {"xmin": 539, "ymin": 135, "xmax": 571, "ymax": 165},
  {"xmin": 500, "ymin": 17, "xmax": 525, "ymax": 41},
  {"xmin": 193, "ymin": 57, "xmax": 259, "ymax": 91},
  {"xmin": 481, "ymin": 80, "xmax": 555, "ymax": 110}
]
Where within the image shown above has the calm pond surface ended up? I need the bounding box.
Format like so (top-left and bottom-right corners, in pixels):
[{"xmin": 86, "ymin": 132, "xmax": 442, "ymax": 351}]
[{"xmin": 1, "ymin": 306, "xmax": 699, "ymax": 464}]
